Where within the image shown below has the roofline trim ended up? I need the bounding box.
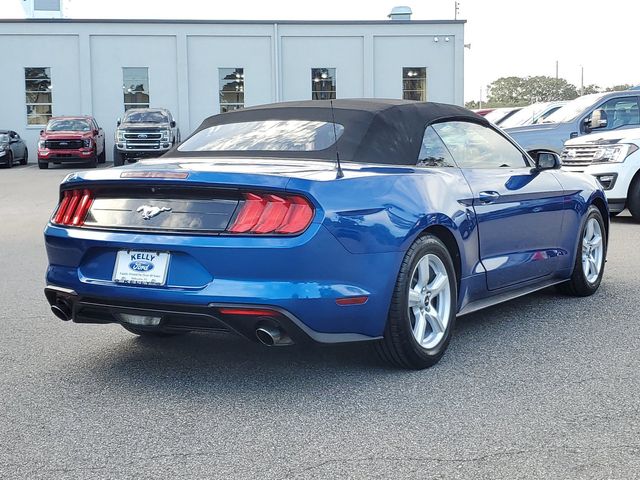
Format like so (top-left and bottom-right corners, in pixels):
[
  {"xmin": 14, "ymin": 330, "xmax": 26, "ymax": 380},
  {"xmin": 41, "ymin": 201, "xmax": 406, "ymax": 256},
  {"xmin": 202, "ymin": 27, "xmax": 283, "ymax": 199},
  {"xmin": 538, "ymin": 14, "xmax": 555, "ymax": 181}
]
[{"xmin": 0, "ymin": 18, "xmax": 467, "ymax": 25}]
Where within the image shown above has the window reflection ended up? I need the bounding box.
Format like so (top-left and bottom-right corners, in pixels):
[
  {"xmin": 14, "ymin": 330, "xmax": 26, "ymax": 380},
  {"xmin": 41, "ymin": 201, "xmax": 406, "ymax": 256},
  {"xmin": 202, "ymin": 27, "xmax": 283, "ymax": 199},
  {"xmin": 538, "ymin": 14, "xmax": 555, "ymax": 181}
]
[
  {"xmin": 179, "ymin": 120, "xmax": 344, "ymax": 152},
  {"xmin": 312, "ymin": 68, "xmax": 336, "ymax": 100},
  {"xmin": 219, "ymin": 68, "xmax": 244, "ymax": 113}
]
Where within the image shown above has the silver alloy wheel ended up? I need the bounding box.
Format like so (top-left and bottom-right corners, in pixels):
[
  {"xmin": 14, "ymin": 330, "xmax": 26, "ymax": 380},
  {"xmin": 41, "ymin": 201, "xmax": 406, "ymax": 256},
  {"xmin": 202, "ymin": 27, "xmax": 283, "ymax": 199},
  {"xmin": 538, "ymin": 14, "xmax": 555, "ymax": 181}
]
[
  {"xmin": 582, "ymin": 218, "xmax": 604, "ymax": 284},
  {"xmin": 408, "ymin": 253, "xmax": 451, "ymax": 349}
]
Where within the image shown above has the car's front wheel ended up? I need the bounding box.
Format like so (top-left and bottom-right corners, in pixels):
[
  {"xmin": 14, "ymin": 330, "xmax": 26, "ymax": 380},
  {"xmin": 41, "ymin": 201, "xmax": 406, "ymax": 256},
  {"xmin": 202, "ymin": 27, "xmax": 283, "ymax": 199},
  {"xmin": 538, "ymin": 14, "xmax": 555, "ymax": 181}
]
[
  {"xmin": 3, "ymin": 152, "xmax": 13, "ymax": 168},
  {"xmin": 376, "ymin": 235, "xmax": 457, "ymax": 369},
  {"xmin": 628, "ymin": 176, "xmax": 640, "ymax": 222},
  {"xmin": 559, "ymin": 205, "xmax": 606, "ymax": 296},
  {"xmin": 113, "ymin": 146, "xmax": 124, "ymax": 166}
]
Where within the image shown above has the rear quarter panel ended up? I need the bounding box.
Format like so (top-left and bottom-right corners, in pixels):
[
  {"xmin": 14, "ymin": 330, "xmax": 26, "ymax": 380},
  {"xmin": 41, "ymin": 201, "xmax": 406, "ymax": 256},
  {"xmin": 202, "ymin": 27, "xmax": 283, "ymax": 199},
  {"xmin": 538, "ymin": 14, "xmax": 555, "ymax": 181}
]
[{"xmin": 287, "ymin": 167, "xmax": 479, "ymax": 275}]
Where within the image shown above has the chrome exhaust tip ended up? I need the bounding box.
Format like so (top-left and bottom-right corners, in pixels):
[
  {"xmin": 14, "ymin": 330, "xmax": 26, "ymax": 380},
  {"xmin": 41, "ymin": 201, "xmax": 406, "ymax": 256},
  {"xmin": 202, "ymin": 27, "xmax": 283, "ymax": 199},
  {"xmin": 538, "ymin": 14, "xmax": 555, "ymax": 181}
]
[
  {"xmin": 256, "ymin": 325, "xmax": 293, "ymax": 346},
  {"xmin": 51, "ymin": 303, "xmax": 71, "ymax": 321}
]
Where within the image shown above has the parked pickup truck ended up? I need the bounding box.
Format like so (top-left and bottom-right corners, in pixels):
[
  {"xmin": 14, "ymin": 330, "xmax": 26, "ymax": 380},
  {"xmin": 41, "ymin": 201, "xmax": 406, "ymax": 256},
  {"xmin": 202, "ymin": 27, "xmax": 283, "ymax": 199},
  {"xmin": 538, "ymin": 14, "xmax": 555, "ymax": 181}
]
[
  {"xmin": 562, "ymin": 127, "xmax": 640, "ymax": 220},
  {"xmin": 506, "ymin": 90, "xmax": 640, "ymax": 154},
  {"xmin": 113, "ymin": 108, "xmax": 180, "ymax": 166},
  {"xmin": 37, "ymin": 116, "xmax": 106, "ymax": 169}
]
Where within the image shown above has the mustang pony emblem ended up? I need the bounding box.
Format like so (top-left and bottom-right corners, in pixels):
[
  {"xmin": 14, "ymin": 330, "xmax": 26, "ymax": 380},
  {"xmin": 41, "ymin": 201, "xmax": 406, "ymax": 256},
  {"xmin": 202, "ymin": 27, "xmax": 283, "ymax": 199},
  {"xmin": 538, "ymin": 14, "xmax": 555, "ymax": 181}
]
[{"xmin": 136, "ymin": 205, "xmax": 172, "ymax": 220}]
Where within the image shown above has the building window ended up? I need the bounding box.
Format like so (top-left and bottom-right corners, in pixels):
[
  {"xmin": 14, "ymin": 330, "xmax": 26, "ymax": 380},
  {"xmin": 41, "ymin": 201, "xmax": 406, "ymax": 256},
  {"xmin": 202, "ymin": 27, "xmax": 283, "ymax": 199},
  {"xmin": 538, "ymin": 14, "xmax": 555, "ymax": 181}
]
[
  {"xmin": 123, "ymin": 67, "xmax": 150, "ymax": 111},
  {"xmin": 219, "ymin": 68, "xmax": 244, "ymax": 113},
  {"xmin": 311, "ymin": 68, "xmax": 336, "ymax": 100},
  {"xmin": 402, "ymin": 67, "xmax": 427, "ymax": 101},
  {"xmin": 25, "ymin": 67, "xmax": 52, "ymax": 126},
  {"xmin": 34, "ymin": 0, "xmax": 61, "ymax": 11}
]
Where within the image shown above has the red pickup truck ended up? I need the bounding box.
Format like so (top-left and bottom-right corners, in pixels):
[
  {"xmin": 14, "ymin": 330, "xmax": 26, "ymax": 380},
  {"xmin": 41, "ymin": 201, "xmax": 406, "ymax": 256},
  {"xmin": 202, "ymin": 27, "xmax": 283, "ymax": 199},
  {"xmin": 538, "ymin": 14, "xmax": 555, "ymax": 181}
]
[{"xmin": 38, "ymin": 116, "xmax": 106, "ymax": 169}]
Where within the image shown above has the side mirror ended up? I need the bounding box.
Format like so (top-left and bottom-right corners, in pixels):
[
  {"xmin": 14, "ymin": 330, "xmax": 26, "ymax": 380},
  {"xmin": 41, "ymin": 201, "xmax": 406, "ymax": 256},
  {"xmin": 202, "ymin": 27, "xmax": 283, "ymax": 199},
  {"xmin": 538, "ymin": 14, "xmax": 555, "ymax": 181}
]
[
  {"xmin": 93, "ymin": 129, "xmax": 99, "ymax": 135},
  {"xmin": 116, "ymin": 118, "xmax": 121, "ymax": 127},
  {"xmin": 40, "ymin": 129, "xmax": 44, "ymax": 135},
  {"xmin": 529, "ymin": 150, "xmax": 561, "ymax": 171},
  {"xmin": 588, "ymin": 109, "xmax": 608, "ymax": 130},
  {"xmin": 170, "ymin": 120, "xmax": 176, "ymax": 128}
]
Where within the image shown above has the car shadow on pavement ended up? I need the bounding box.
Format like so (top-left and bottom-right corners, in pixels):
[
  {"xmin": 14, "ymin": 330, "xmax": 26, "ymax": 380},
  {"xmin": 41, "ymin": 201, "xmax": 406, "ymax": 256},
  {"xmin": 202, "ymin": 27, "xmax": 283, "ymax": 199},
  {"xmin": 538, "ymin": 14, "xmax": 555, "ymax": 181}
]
[{"xmin": 60, "ymin": 286, "xmax": 588, "ymax": 396}]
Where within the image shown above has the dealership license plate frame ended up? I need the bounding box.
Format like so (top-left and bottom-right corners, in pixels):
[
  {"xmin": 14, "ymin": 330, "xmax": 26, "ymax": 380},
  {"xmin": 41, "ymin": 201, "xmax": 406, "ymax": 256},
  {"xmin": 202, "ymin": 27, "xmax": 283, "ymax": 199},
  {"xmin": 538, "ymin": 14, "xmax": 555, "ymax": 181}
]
[{"xmin": 113, "ymin": 250, "xmax": 171, "ymax": 286}]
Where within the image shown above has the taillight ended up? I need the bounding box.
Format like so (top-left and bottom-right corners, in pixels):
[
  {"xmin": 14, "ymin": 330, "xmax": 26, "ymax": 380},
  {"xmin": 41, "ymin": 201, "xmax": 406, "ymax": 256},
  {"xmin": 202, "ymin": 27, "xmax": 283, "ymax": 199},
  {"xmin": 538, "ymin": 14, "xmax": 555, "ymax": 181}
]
[
  {"xmin": 228, "ymin": 193, "xmax": 314, "ymax": 235},
  {"xmin": 52, "ymin": 189, "xmax": 94, "ymax": 226}
]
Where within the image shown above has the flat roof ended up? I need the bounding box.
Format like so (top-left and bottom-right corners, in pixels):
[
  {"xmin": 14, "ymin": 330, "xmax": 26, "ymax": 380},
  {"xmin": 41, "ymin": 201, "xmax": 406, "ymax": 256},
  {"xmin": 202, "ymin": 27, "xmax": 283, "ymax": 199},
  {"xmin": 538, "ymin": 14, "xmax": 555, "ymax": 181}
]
[{"xmin": 0, "ymin": 18, "xmax": 466, "ymax": 25}]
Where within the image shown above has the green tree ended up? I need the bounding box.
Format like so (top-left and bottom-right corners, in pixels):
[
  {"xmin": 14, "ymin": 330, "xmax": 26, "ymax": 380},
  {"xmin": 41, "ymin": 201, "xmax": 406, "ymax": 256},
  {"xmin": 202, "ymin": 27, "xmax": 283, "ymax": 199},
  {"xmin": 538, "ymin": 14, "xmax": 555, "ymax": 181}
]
[
  {"xmin": 465, "ymin": 100, "xmax": 480, "ymax": 109},
  {"xmin": 604, "ymin": 84, "xmax": 634, "ymax": 92},
  {"xmin": 486, "ymin": 76, "xmax": 579, "ymax": 107},
  {"xmin": 580, "ymin": 84, "xmax": 601, "ymax": 95}
]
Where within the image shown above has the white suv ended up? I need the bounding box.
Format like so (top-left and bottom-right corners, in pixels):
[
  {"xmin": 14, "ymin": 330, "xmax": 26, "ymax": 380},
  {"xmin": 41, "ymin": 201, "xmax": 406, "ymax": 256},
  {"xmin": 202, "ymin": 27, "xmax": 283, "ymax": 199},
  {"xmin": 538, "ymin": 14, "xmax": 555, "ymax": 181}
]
[{"xmin": 562, "ymin": 128, "xmax": 640, "ymax": 219}]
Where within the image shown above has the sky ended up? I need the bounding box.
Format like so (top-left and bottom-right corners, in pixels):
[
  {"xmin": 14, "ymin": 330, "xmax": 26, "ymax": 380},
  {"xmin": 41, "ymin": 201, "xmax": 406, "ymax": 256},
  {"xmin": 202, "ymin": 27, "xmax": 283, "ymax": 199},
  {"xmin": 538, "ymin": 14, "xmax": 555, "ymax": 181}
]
[{"xmin": 4, "ymin": 0, "xmax": 639, "ymax": 102}]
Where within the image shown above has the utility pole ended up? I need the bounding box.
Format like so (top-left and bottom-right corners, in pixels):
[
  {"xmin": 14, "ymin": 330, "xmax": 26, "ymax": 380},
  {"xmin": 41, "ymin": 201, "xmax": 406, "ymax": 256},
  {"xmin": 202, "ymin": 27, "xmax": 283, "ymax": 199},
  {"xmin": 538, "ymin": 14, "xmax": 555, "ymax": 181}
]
[
  {"xmin": 479, "ymin": 87, "xmax": 482, "ymax": 109},
  {"xmin": 555, "ymin": 60, "xmax": 558, "ymax": 79},
  {"xmin": 580, "ymin": 65, "xmax": 584, "ymax": 95},
  {"xmin": 454, "ymin": 1, "xmax": 460, "ymax": 20}
]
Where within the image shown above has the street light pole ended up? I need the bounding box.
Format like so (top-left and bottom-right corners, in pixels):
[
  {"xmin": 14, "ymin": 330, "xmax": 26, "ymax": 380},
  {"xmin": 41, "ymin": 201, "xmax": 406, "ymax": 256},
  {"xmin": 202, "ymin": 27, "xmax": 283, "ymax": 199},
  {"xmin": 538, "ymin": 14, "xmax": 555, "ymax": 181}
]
[{"xmin": 580, "ymin": 65, "xmax": 584, "ymax": 95}]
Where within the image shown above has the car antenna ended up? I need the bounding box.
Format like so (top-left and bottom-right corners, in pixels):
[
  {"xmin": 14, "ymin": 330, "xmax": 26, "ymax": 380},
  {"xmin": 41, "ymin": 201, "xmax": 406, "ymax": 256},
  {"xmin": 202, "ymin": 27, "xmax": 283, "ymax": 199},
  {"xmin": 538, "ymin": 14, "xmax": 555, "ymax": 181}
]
[{"xmin": 329, "ymin": 100, "xmax": 344, "ymax": 179}]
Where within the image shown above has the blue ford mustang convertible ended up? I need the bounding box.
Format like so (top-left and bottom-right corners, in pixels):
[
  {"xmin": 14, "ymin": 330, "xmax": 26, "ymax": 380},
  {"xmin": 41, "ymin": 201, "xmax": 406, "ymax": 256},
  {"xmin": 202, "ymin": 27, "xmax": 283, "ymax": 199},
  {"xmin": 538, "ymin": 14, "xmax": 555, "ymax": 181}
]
[{"xmin": 44, "ymin": 100, "xmax": 608, "ymax": 369}]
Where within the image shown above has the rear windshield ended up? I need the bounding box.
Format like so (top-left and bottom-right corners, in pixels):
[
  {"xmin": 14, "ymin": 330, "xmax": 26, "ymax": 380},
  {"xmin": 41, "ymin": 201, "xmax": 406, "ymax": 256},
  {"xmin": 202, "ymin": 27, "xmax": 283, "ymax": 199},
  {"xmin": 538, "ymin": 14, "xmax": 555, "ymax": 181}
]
[
  {"xmin": 47, "ymin": 119, "xmax": 91, "ymax": 132},
  {"xmin": 124, "ymin": 111, "xmax": 168, "ymax": 123},
  {"xmin": 178, "ymin": 120, "xmax": 344, "ymax": 152}
]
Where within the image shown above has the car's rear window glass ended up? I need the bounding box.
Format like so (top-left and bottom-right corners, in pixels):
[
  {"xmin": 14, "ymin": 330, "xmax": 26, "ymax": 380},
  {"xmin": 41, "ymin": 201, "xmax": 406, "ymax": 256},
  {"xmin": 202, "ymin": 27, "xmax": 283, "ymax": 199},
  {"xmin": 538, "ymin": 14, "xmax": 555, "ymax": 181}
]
[{"xmin": 178, "ymin": 120, "xmax": 344, "ymax": 152}]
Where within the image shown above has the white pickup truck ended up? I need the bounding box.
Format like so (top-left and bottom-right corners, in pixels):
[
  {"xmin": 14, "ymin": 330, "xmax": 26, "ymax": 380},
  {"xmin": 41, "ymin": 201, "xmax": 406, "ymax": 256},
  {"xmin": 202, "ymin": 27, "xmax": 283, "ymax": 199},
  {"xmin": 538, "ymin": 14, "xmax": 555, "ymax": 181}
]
[{"xmin": 562, "ymin": 128, "xmax": 640, "ymax": 219}]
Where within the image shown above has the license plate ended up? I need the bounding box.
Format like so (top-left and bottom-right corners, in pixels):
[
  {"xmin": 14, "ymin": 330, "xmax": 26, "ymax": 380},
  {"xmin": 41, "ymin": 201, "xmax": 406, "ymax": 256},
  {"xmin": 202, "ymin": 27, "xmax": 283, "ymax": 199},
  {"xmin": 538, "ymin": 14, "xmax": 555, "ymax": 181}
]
[{"xmin": 113, "ymin": 250, "xmax": 170, "ymax": 286}]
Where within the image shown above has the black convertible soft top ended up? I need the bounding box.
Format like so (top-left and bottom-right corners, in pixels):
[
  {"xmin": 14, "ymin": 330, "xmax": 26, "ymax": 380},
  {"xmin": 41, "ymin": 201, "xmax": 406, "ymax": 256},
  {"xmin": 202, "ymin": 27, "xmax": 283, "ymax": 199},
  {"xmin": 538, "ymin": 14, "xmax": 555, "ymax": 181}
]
[{"xmin": 174, "ymin": 99, "xmax": 487, "ymax": 165}]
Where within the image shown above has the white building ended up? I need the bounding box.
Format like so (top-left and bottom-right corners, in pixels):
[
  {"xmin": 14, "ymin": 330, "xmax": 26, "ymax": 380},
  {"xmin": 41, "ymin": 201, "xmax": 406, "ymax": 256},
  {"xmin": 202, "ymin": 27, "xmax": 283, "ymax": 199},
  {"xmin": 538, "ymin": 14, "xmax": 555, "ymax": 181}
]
[{"xmin": 0, "ymin": 14, "xmax": 465, "ymax": 161}]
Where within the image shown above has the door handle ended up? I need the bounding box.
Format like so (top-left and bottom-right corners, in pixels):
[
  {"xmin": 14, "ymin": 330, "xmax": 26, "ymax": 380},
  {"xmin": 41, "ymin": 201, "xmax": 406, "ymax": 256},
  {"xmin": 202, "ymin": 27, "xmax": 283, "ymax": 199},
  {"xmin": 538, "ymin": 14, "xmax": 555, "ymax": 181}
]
[{"xmin": 478, "ymin": 191, "xmax": 501, "ymax": 204}]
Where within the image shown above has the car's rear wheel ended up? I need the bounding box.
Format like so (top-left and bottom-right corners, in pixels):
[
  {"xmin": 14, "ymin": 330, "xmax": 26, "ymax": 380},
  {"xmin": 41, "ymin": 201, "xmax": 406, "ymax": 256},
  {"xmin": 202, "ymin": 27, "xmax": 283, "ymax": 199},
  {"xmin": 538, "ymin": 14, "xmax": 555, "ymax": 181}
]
[
  {"xmin": 121, "ymin": 324, "xmax": 186, "ymax": 337},
  {"xmin": 376, "ymin": 235, "xmax": 457, "ymax": 369},
  {"xmin": 20, "ymin": 148, "xmax": 28, "ymax": 165},
  {"xmin": 558, "ymin": 205, "xmax": 606, "ymax": 296}
]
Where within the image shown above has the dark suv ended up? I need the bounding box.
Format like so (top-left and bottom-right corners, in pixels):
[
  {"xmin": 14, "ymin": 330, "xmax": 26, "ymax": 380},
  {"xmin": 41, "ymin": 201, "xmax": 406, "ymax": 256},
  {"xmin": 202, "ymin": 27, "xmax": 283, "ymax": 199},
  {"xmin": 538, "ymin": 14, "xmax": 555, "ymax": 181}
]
[
  {"xmin": 113, "ymin": 108, "xmax": 180, "ymax": 166},
  {"xmin": 0, "ymin": 130, "xmax": 28, "ymax": 168}
]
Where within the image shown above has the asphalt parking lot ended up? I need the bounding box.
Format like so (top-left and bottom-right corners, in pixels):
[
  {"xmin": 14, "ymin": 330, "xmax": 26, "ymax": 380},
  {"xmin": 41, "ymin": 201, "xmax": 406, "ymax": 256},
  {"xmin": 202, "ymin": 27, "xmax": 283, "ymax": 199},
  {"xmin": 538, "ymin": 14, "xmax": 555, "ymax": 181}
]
[{"xmin": 1, "ymin": 162, "xmax": 639, "ymax": 479}]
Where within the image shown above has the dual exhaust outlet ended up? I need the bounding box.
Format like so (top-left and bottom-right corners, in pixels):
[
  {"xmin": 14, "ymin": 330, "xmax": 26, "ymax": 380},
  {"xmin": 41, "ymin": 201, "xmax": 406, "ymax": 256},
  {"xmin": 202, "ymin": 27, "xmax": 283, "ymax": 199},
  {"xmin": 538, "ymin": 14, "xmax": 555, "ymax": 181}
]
[
  {"xmin": 51, "ymin": 301, "xmax": 72, "ymax": 322},
  {"xmin": 49, "ymin": 291, "xmax": 293, "ymax": 346},
  {"xmin": 255, "ymin": 325, "xmax": 293, "ymax": 346}
]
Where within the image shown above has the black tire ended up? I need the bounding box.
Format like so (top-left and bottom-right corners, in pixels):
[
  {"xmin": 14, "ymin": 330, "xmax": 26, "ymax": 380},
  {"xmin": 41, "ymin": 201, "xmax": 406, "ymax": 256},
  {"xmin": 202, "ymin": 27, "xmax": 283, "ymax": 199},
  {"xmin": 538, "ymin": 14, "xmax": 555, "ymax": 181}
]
[
  {"xmin": 558, "ymin": 205, "xmax": 606, "ymax": 296},
  {"xmin": 38, "ymin": 160, "xmax": 48, "ymax": 169},
  {"xmin": 4, "ymin": 152, "xmax": 13, "ymax": 168},
  {"xmin": 113, "ymin": 145, "xmax": 124, "ymax": 166},
  {"xmin": 98, "ymin": 147, "xmax": 106, "ymax": 164},
  {"xmin": 628, "ymin": 176, "xmax": 640, "ymax": 222},
  {"xmin": 20, "ymin": 148, "xmax": 28, "ymax": 165},
  {"xmin": 375, "ymin": 235, "xmax": 458, "ymax": 370},
  {"xmin": 121, "ymin": 324, "xmax": 186, "ymax": 337}
]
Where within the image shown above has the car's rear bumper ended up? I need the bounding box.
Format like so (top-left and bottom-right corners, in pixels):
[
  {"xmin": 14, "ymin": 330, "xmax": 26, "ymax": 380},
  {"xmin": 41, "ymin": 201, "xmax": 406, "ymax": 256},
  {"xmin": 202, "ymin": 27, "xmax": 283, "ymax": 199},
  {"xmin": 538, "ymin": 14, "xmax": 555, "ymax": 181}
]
[
  {"xmin": 44, "ymin": 224, "xmax": 402, "ymax": 340},
  {"xmin": 44, "ymin": 285, "xmax": 379, "ymax": 344}
]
